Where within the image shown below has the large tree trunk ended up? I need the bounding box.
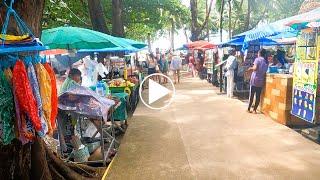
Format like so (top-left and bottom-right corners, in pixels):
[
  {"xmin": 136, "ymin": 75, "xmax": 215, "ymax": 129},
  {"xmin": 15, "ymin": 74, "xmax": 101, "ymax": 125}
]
[
  {"xmin": 0, "ymin": 0, "xmax": 45, "ymax": 37},
  {"xmin": 245, "ymin": 0, "xmax": 251, "ymax": 30},
  {"xmin": 112, "ymin": 0, "xmax": 124, "ymax": 37},
  {"xmin": 219, "ymin": 0, "xmax": 225, "ymax": 42},
  {"xmin": 228, "ymin": 0, "xmax": 232, "ymax": 39},
  {"xmin": 87, "ymin": 0, "xmax": 109, "ymax": 34},
  {"xmin": 0, "ymin": 1, "xmax": 102, "ymax": 179},
  {"xmin": 206, "ymin": 0, "xmax": 210, "ymax": 41},
  {"xmin": 147, "ymin": 33, "xmax": 152, "ymax": 52},
  {"xmin": 190, "ymin": 0, "xmax": 200, "ymax": 41},
  {"xmin": 171, "ymin": 18, "xmax": 175, "ymax": 50},
  {"xmin": 190, "ymin": 0, "xmax": 214, "ymax": 41}
]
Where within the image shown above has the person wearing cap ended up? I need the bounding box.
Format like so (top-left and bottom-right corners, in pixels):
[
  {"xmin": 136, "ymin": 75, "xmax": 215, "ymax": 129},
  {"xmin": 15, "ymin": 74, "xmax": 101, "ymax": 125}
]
[{"xmin": 224, "ymin": 49, "xmax": 237, "ymax": 98}]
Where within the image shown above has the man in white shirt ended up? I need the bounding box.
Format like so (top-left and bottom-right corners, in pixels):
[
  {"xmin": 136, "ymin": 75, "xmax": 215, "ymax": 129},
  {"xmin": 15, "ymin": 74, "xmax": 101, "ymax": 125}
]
[{"xmin": 225, "ymin": 49, "xmax": 237, "ymax": 98}]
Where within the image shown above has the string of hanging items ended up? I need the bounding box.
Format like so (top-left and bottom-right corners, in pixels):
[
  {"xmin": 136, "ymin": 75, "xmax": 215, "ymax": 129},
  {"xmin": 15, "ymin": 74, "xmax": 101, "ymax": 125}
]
[{"xmin": 0, "ymin": 0, "xmax": 56, "ymax": 145}]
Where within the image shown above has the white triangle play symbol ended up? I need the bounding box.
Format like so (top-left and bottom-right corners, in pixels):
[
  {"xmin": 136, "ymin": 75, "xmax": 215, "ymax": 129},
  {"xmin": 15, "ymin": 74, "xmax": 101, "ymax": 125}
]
[{"xmin": 148, "ymin": 79, "xmax": 171, "ymax": 104}]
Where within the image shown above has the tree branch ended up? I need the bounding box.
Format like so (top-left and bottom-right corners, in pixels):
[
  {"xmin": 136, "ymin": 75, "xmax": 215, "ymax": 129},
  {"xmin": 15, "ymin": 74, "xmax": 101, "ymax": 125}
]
[{"xmin": 199, "ymin": 0, "xmax": 214, "ymax": 31}]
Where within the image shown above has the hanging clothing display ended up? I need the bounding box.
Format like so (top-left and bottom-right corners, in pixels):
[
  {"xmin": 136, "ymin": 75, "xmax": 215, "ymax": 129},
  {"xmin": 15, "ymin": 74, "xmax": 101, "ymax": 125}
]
[
  {"xmin": 0, "ymin": 71, "xmax": 15, "ymax": 145},
  {"xmin": 27, "ymin": 62, "xmax": 48, "ymax": 137},
  {"xmin": 12, "ymin": 60, "xmax": 42, "ymax": 132},
  {"xmin": 3, "ymin": 68, "xmax": 13, "ymax": 83},
  {"xmin": 35, "ymin": 63, "xmax": 53, "ymax": 134},
  {"xmin": 44, "ymin": 63, "xmax": 58, "ymax": 130}
]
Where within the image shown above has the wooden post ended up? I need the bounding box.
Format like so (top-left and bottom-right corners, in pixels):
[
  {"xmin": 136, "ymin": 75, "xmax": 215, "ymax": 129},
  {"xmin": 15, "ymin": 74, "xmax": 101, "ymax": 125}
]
[{"xmin": 220, "ymin": 65, "xmax": 223, "ymax": 92}]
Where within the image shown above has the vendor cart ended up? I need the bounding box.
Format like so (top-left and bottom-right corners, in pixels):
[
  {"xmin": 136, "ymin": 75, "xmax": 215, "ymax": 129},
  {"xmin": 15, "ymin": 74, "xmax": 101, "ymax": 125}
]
[{"xmin": 57, "ymin": 86, "xmax": 119, "ymax": 166}]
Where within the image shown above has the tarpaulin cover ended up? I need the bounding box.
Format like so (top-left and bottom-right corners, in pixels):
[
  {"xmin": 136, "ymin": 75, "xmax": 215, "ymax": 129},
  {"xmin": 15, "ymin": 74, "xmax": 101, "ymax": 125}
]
[
  {"xmin": 184, "ymin": 40, "xmax": 216, "ymax": 50},
  {"xmin": 112, "ymin": 92, "xmax": 128, "ymax": 121},
  {"xmin": 286, "ymin": 7, "xmax": 320, "ymax": 29},
  {"xmin": 58, "ymin": 86, "xmax": 115, "ymax": 121},
  {"xmin": 219, "ymin": 36, "xmax": 279, "ymax": 48}
]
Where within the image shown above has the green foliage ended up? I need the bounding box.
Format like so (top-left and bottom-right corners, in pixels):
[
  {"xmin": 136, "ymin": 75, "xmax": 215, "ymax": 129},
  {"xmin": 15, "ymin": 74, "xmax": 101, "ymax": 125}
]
[
  {"xmin": 42, "ymin": 0, "xmax": 189, "ymax": 41},
  {"xmin": 42, "ymin": 0, "xmax": 90, "ymax": 29},
  {"xmin": 42, "ymin": 0, "xmax": 304, "ymax": 41},
  {"xmin": 217, "ymin": 0, "xmax": 305, "ymax": 36}
]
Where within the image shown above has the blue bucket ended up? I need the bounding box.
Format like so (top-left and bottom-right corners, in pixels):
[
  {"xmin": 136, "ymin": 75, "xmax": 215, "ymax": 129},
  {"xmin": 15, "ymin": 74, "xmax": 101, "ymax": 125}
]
[{"xmin": 268, "ymin": 66, "xmax": 278, "ymax": 73}]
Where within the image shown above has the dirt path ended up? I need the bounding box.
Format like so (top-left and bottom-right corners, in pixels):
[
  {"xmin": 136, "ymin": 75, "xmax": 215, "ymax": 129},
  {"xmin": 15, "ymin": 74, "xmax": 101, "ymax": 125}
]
[{"xmin": 107, "ymin": 77, "xmax": 320, "ymax": 180}]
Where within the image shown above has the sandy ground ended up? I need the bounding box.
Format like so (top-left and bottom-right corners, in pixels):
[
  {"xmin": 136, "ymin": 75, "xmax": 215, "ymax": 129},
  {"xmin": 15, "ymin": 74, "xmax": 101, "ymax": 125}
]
[{"xmin": 107, "ymin": 76, "xmax": 320, "ymax": 180}]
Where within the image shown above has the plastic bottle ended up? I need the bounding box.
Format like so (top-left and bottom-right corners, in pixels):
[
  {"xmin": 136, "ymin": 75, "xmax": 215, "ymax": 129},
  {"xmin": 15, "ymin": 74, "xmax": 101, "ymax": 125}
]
[{"xmin": 96, "ymin": 81, "xmax": 106, "ymax": 97}]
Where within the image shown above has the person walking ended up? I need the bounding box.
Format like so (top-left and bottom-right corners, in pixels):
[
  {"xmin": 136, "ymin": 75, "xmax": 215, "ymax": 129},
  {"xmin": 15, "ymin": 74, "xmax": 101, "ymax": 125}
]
[
  {"xmin": 159, "ymin": 54, "xmax": 169, "ymax": 84},
  {"xmin": 188, "ymin": 55, "xmax": 196, "ymax": 77},
  {"xmin": 147, "ymin": 54, "xmax": 157, "ymax": 82},
  {"xmin": 247, "ymin": 49, "xmax": 269, "ymax": 113},
  {"xmin": 224, "ymin": 49, "xmax": 237, "ymax": 98},
  {"xmin": 170, "ymin": 53, "xmax": 182, "ymax": 84}
]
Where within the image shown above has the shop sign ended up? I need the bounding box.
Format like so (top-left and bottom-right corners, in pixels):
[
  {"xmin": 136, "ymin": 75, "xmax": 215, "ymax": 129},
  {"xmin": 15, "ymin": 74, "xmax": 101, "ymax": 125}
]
[{"xmin": 291, "ymin": 29, "xmax": 319, "ymax": 123}]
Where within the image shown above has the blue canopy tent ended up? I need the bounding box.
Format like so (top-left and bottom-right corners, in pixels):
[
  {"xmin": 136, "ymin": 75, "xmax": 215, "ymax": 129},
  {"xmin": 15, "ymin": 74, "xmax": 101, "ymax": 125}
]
[
  {"xmin": 78, "ymin": 36, "xmax": 147, "ymax": 54},
  {"xmin": 78, "ymin": 46, "xmax": 139, "ymax": 54},
  {"xmin": 219, "ymin": 36, "xmax": 279, "ymax": 48},
  {"xmin": 232, "ymin": 9, "xmax": 320, "ymax": 50},
  {"xmin": 268, "ymin": 31, "xmax": 299, "ymax": 40},
  {"xmin": 118, "ymin": 38, "xmax": 147, "ymax": 49}
]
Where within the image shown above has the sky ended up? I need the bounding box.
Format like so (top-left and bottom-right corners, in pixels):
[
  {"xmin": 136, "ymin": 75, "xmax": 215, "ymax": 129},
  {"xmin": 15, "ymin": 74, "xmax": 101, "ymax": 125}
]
[
  {"xmin": 181, "ymin": 0, "xmax": 189, "ymax": 7},
  {"xmin": 152, "ymin": 0, "xmax": 225, "ymax": 51}
]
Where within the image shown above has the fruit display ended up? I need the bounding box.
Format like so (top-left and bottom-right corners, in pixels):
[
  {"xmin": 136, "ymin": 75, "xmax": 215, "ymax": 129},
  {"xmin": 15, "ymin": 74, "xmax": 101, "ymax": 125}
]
[{"xmin": 109, "ymin": 79, "xmax": 135, "ymax": 88}]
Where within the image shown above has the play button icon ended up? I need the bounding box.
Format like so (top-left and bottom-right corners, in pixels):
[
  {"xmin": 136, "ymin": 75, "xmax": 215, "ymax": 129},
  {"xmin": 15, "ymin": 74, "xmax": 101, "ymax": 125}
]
[
  {"xmin": 148, "ymin": 79, "xmax": 171, "ymax": 104},
  {"xmin": 139, "ymin": 73, "xmax": 176, "ymax": 110}
]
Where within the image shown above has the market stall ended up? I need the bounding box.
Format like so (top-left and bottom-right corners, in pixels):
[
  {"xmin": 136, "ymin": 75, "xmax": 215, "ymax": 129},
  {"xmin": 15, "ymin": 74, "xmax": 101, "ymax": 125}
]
[
  {"xmin": 58, "ymin": 86, "xmax": 118, "ymax": 165},
  {"xmin": 261, "ymin": 18, "xmax": 320, "ymax": 126},
  {"xmin": 184, "ymin": 41, "xmax": 217, "ymax": 80}
]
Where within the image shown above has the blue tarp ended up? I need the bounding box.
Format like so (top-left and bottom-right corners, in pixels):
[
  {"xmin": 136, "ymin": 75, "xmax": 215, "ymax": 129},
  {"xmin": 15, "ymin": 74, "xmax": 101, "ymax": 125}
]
[
  {"xmin": 288, "ymin": 8, "xmax": 320, "ymax": 30},
  {"xmin": 219, "ymin": 36, "xmax": 279, "ymax": 48},
  {"xmin": 268, "ymin": 31, "xmax": 299, "ymax": 40},
  {"xmin": 78, "ymin": 46, "xmax": 139, "ymax": 53},
  {"xmin": 78, "ymin": 37, "xmax": 147, "ymax": 53},
  {"xmin": 234, "ymin": 8, "xmax": 320, "ymax": 44},
  {"xmin": 117, "ymin": 38, "xmax": 147, "ymax": 49}
]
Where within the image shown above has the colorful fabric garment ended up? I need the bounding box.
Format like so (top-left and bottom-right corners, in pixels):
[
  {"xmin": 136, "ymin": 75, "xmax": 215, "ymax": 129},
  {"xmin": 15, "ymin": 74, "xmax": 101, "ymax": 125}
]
[
  {"xmin": 44, "ymin": 63, "xmax": 58, "ymax": 130},
  {"xmin": 20, "ymin": 114, "xmax": 35, "ymax": 141},
  {"xmin": 12, "ymin": 60, "xmax": 41, "ymax": 131},
  {"xmin": 4, "ymin": 68, "xmax": 20, "ymax": 140},
  {"xmin": 13, "ymin": 84, "xmax": 30, "ymax": 144},
  {"xmin": 0, "ymin": 71, "xmax": 15, "ymax": 145},
  {"xmin": 27, "ymin": 63, "xmax": 48, "ymax": 137},
  {"xmin": 3, "ymin": 68, "xmax": 13, "ymax": 84},
  {"xmin": 35, "ymin": 63, "xmax": 53, "ymax": 134}
]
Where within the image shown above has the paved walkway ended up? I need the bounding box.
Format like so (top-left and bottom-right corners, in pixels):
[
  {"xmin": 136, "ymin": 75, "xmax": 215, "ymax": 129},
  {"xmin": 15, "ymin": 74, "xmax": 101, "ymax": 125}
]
[{"xmin": 107, "ymin": 77, "xmax": 320, "ymax": 180}]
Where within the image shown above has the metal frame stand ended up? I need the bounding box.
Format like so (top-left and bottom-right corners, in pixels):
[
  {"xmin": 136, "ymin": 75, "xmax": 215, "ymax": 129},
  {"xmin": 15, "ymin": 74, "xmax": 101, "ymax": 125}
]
[{"xmin": 58, "ymin": 105, "xmax": 119, "ymax": 166}]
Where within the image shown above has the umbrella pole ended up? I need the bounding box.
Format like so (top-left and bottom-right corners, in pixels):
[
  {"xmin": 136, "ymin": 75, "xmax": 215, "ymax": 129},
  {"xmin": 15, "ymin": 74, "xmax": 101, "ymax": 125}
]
[{"xmin": 67, "ymin": 44, "xmax": 72, "ymax": 68}]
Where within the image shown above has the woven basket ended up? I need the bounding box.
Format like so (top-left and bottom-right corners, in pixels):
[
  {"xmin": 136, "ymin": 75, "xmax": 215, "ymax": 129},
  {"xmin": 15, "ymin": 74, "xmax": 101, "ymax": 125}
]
[{"xmin": 72, "ymin": 146, "xmax": 90, "ymax": 162}]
